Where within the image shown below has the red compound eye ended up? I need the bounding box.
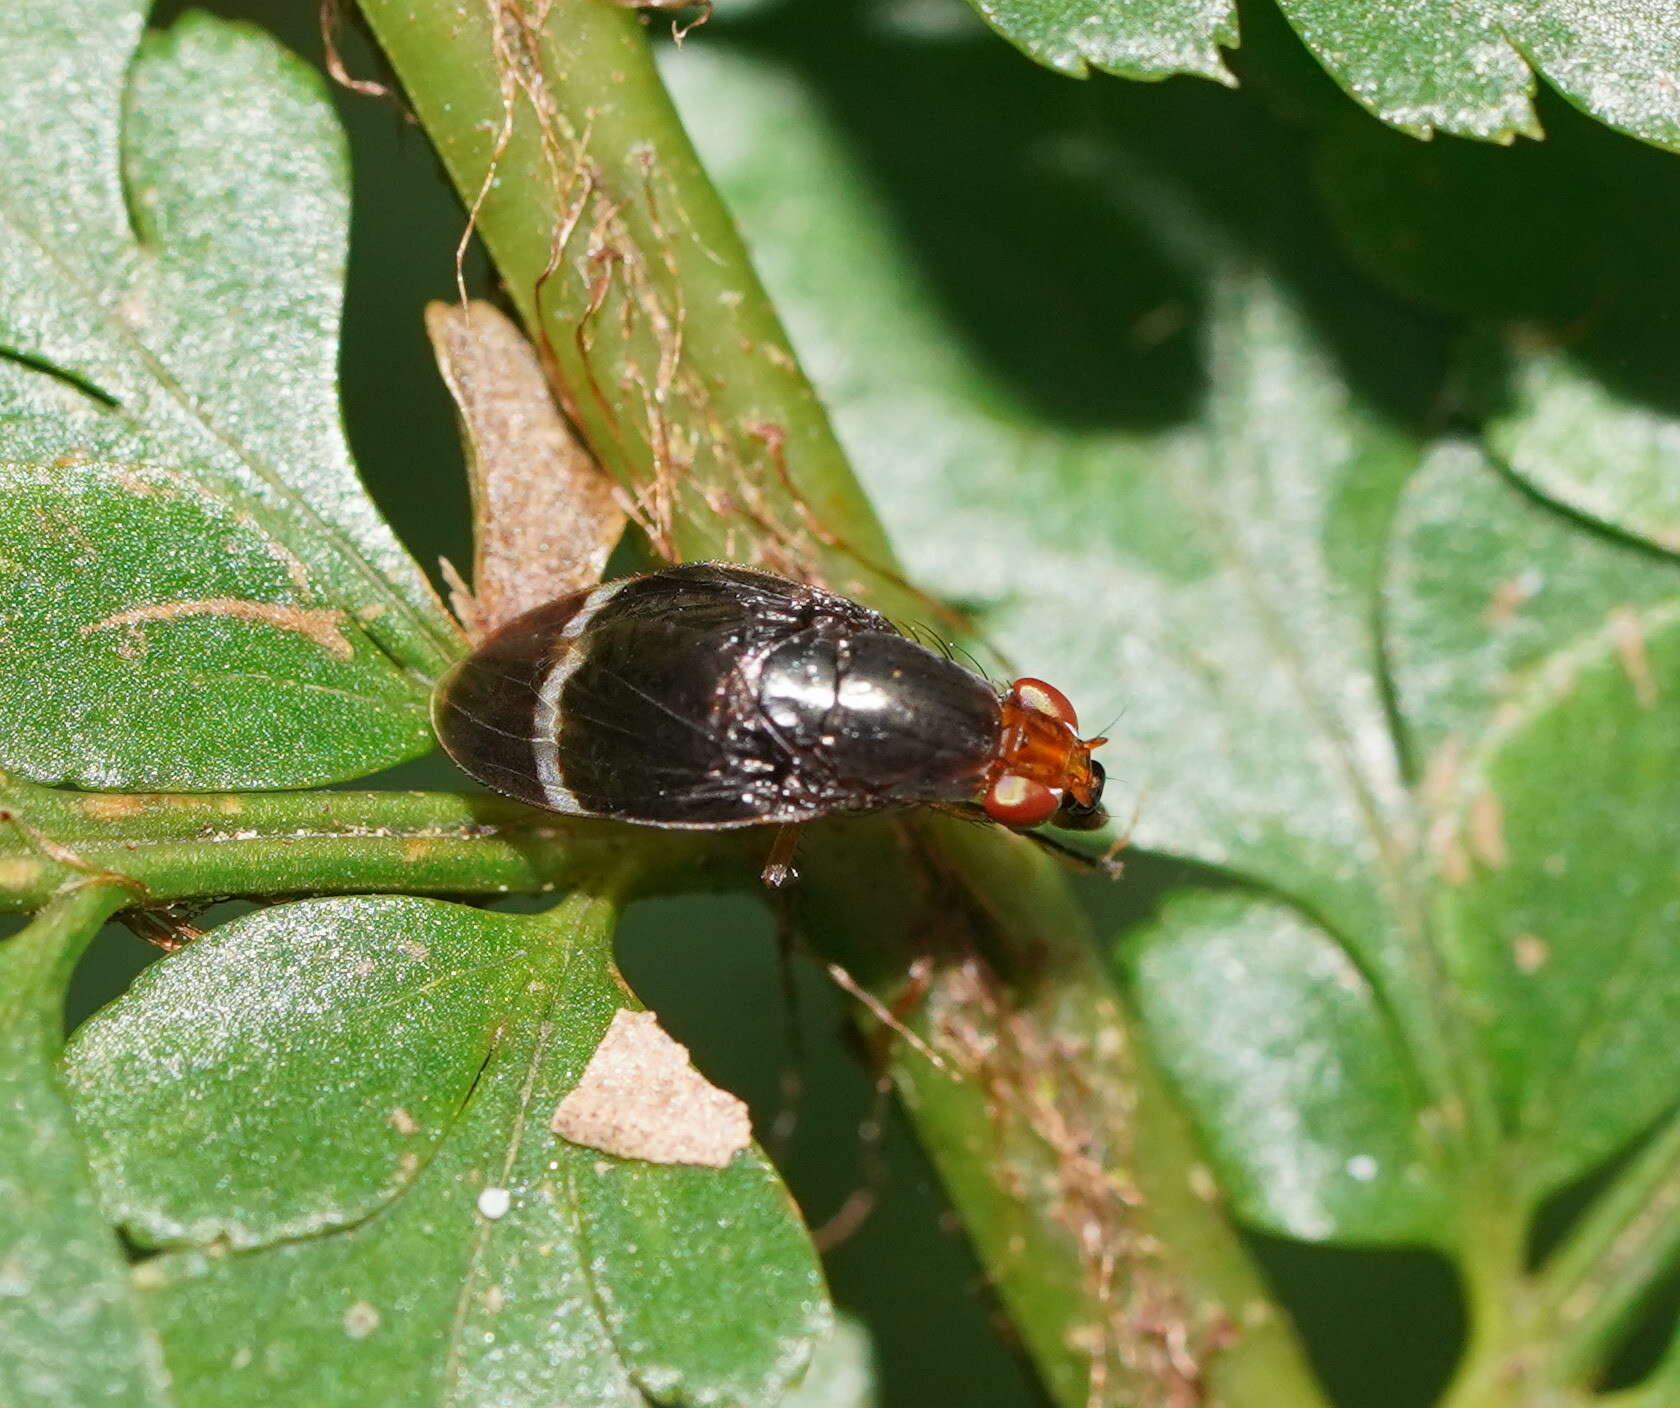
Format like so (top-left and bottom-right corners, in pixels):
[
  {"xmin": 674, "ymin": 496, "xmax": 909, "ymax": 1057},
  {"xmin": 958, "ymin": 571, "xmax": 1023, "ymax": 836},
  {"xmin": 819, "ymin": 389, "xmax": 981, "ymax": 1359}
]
[
  {"xmin": 1011, "ymin": 677, "xmax": 1079, "ymax": 729},
  {"xmin": 983, "ymin": 774, "xmax": 1059, "ymax": 828}
]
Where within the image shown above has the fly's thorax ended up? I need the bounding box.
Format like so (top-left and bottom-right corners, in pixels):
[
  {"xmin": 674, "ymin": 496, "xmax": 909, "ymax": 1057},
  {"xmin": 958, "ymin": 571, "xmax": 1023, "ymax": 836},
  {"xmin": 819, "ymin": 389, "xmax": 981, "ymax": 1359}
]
[{"xmin": 753, "ymin": 628, "xmax": 1001, "ymax": 805}]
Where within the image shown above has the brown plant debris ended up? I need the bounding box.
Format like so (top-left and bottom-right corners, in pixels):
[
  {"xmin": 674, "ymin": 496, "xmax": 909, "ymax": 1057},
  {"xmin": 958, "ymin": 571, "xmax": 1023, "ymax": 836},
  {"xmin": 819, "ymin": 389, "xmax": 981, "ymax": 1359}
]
[
  {"xmin": 1484, "ymin": 570, "xmax": 1540, "ymax": 628},
  {"xmin": 926, "ymin": 949, "xmax": 1222, "ymax": 1407},
  {"xmin": 1513, "ymin": 933, "xmax": 1549, "ymax": 974},
  {"xmin": 1608, "ymin": 605, "xmax": 1659, "ymax": 709},
  {"xmin": 551, "ymin": 1008, "xmax": 751, "ymax": 1168},
  {"xmin": 1430, "ymin": 815, "xmax": 1472, "ymax": 887},
  {"xmin": 79, "ymin": 599, "xmax": 354, "ymax": 660},
  {"xmin": 1467, "ymin": 790, "xmax": 1508, "ymax": 871},
  {"xmin": 426, "ymin": 299, "xmax": 624, "ymax": 636}
]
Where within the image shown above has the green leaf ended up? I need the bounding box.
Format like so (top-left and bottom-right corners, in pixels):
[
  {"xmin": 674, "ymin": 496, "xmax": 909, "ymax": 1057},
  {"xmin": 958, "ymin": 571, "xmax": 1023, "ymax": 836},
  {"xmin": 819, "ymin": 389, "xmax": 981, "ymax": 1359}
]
[
  {"xmin": 963, "ymin": 0, "xmax": 1237, "ymax": 84},
  {"xmin": 1488, "ymin": 344, "xmax": 1680, "ymax": 558},
  {"xmin": 0, "ymin": 5, "xmax": 455, "ymax": 790},
  {"xmin": 66, "ymin": 894, "xmax": 828, "ymax": 1407},
  {"xmin": 65, "ymin": 896, "xmax": 535, "ymax": 1247},
  {"xmin": 1503, "ymin": 0, "xmax": 1680, "ymax": 154},
  {"xmin": 1274, "ymin": 0, "xmax": 1538, "ymax": 142},
  {"xmin": 781, "ymin": 1316, "xmax": 875, "ymax": 1408},
  {"xmin": 1388, "ymin": 443, "xmax": 1680, "ymax": 1199},
  {"xmin": 956, "ymin": 0, "xmax": 1680, "ymax": 153},
  {"xmin": 0, "ymin": 884, "xmax": 171, "ymax": 1408},
  {"xmin": 1384, "ymin": 440, "xmax": 1676, "ymax": 757},
  {"xmin": 1121, "ymin": 889, "xmax": 1451, "ymax": 1245},
  {"xmin": 0, "ymin": 461, "xmax": 433, "ymax": 790},
  {"xmin": 1313, "ymin": 110, "xmax": 1680, "ymax": 558},
  {"xmin": 1446, "ymin": 614, "xmax": 1680, "ymax": 1191}
]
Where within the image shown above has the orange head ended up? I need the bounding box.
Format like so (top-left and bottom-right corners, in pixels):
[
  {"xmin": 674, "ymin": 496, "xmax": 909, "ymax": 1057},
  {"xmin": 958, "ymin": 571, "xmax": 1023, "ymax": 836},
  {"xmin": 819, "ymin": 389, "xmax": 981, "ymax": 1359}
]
[{"xmin": 980, "ymin": 677, "xmax": 1108, "ymax": 831}]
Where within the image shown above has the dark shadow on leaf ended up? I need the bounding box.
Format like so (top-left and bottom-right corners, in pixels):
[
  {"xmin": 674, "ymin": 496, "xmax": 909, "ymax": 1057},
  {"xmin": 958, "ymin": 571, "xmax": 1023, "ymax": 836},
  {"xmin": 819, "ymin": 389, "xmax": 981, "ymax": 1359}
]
[
  {"xmin": 0, "ymin": 346, "xmax": 120, "ymax": 410},
  {"xmin": 1602, "ymin": 1258, "xmax": 1680, "ymax": 1392},
  {"xmin": 1528, "ymin": 1104, "xmax": 1680, "ymax": 1270},
  {"xmin": 1246, "ymin": 1232, "xmax": 1464, "ymax": 1408},
  {"xmin": 1313, "ymin": 82, "xmax": 1680, "ymax": 434},
  {"xmin": 1523, "ymin": 1112, "xmax": 1680, "ymax": 1392},
  {"xmin": 697, "ymin": 0, "xmax": 1452, "ymax": 435}
]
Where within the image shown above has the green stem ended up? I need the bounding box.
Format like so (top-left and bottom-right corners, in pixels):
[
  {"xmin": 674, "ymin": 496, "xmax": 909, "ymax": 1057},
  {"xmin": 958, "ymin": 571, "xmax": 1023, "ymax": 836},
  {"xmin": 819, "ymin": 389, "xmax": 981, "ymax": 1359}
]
[
  {"xmin": 0, "ymin": 881, "xmax": 173, "ymax": 1408},
  {"xmin": 1439, "ymin": 1211, "xmax": 1542, "ymax": 1408},
  {"xmin": 1539, "ymin": 1105, "xmax": 1680, "ymax": 1387},
  {"xmin": 797, "ymin": 816, "xmax": 1327, "ymax": 1407},
  {"xmin": 0, "ymin": 774, "xmax": 752, "ymax": 911},
  {"xmin": 0, "ymin": 881, "xmax": 131, "ymax": 1026},
  {"xmin": 1443, "ymin": 1107, "xmax": 1680, "ymax": 1404},
  {"xmin": 355, "ymin": 0, "xmax": 910, "ymax": 614}
]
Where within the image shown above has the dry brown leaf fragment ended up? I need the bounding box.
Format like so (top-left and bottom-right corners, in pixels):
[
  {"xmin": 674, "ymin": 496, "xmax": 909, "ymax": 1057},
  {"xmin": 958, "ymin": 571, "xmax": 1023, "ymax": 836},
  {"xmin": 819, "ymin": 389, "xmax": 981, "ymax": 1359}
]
[
  {"xmin": 1608, "ymin": 604, "xmax": 1659, "ymax": 709},
  {"xmin": 425, "ymin": 300, "xmax": 625, "ymax": 638},
  {"xmin": 551, "ymin": 1008, "xmax": 751, "ymax": 1168}
]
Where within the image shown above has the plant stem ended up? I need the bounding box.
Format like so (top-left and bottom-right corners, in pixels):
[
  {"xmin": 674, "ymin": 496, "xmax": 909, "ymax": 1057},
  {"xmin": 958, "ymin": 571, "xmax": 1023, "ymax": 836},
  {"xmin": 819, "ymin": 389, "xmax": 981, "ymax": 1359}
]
[
  {"xmin": 0, "ymin": 881, "xmax": 174, "ymax": 1408},
  {"xmin": 355, "ymin": 0, "xmax": 910, "ymax": 613},
  {"xmin": 0, "ymin": 773, "xmax": 749, "ymax": 911},
  {"xmin": 1539, "ymin": 1105, "xmax": 1680, "ymax": 1387},
  {"xmin": 797, "ymin": 816, "xmax": 1327, "ymax": 1406},
  {"xmin": 0, "ymin": 882, "xmax": 131, "ymax": 1024},
  {"xmin": 1442, "ymin": 1107, "xmax": 1680, "ymax": 1404}
]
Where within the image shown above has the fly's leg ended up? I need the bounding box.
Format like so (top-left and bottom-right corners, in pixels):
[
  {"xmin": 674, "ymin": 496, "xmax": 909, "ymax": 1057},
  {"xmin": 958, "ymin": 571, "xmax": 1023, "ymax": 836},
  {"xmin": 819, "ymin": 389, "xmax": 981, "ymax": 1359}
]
[
  {"xmin": 814, "ymin": 955, "xmax": 939, "ymax": 1251},
  {"xmin": 1023, "ymin": 827, "xmax": 1126, "ymax": 880},
  {"xmin": 120, "ymin": 903, "xmax": 208, "ymax": 952},
  {"xmin": 760, "ymin": 822, "xmax": 804, "ymax": 887},
  {"xmin": 764, "ymin": 883, "xmax": 808, "ymax": 1160}
]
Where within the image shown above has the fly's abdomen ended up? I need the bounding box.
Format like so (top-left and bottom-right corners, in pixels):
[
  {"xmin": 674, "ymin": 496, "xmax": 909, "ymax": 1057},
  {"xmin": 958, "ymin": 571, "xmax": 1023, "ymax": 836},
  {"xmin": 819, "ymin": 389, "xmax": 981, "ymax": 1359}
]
[{"xmin": 430, "ymin": 590, "xmax": 599, "ymax": 812}]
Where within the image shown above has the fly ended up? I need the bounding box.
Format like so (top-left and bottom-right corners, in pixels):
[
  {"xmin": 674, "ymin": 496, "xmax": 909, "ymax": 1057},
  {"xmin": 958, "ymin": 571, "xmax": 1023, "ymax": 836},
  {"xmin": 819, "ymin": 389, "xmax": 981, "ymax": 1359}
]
[{"xmin": 433, "ymin": 562, "xmax": 1109, "ymax": 883}]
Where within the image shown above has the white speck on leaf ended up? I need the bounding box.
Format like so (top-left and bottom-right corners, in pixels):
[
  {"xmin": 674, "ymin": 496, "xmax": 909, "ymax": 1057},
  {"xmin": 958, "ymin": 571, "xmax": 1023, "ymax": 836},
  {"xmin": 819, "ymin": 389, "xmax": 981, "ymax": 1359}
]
[{"xmin": 343, "ymin": 1301, "xmax": 381, "ymax": 1339}]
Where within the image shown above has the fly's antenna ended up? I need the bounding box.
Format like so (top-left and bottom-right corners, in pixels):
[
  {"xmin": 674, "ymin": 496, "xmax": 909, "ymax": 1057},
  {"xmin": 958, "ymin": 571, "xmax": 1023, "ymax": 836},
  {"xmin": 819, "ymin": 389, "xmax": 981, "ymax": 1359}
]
[{"xmin": 1091, "ymin": 699, "xmax": 1129, "ymax": 743}]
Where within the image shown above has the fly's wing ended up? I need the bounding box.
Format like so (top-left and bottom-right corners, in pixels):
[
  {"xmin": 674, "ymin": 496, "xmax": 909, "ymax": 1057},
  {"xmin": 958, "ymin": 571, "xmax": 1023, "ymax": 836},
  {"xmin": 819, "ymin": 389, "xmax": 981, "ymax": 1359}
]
[
  {"xmin": 431, "ymin": 588, "xmax": 604, "ymax": 814},
  {"xmin": 433, "ymin": 564, "xmax": 888, "ymax": 826},
  {"xmin": 548, "ymin": 566, "xmax": 863, "ymax": 826},
  {"xmin": 548, "ymin": 616, "xmax": 778, "ymax": 826}
]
